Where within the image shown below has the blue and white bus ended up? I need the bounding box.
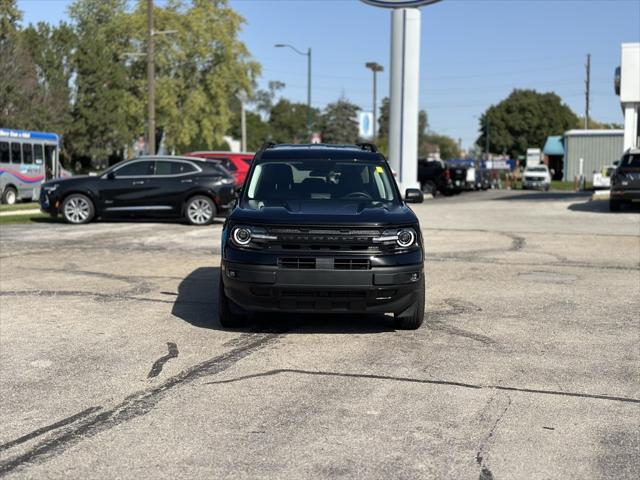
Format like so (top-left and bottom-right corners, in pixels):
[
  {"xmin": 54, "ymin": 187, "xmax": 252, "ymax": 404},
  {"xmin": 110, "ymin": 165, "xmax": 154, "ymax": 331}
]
[{"xmin": 0, "ymin": 128, "xmax": 71, "ymax": 205}]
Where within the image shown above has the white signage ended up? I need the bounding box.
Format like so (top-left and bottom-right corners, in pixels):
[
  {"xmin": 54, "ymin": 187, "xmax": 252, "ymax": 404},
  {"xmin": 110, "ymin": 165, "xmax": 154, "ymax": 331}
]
[{"xmin": 358, "ymin": 112, "xmax": 374, "ymax": 139}]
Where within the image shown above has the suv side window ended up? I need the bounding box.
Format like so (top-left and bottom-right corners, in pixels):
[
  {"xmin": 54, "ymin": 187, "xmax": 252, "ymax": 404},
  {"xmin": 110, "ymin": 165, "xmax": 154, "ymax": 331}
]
[
  {"xmin": 115, "ymin": 161, "xmax": 155, "ymax": 177},
  {"xmin": 155, "ymin": 160, "xmax": 198, "ymax": 175},
  {"xmin": 214, "ymin": 158, "xmax": 236, "ymax": 172}
]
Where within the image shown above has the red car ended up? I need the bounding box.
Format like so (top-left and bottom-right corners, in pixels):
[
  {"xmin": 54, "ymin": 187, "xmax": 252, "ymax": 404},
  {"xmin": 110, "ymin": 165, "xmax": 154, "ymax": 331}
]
[{"xmin": 185, "ymin": 151, "xmax": 254, "ymax": 186}]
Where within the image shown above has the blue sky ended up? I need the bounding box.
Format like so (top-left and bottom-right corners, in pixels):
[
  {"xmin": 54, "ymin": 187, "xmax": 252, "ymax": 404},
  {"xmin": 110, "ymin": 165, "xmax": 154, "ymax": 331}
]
[{"xmin": 18, "ymin": 0, "xmax": 640, "ymax": 149}]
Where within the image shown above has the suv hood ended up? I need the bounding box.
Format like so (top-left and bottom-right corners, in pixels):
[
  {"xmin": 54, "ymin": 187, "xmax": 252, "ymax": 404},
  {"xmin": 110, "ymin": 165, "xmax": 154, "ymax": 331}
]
[{"xmin": 231, "ymin": 201, "xmax": 418, "ymax": 226}]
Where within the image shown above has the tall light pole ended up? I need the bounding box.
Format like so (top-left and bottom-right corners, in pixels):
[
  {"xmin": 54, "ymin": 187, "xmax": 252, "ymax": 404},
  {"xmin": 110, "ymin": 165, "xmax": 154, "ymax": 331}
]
[
  {"xmin": 365, "ymin": 62, "xmax": 384, "ymax": 139},
  {"xmin": 275, "ymin": 43, "xmax": 312, "ymax": 136}
]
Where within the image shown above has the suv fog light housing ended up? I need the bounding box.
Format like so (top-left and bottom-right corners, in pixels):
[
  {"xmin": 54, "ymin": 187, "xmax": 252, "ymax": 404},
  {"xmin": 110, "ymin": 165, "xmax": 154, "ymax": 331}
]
[
  {"xmin": 397, "ymin": 229, "xmax": 416, "ymax": 248},
  {"xmin": 232, "ymin": 226, "xmax": 252, "ymax": 246}
]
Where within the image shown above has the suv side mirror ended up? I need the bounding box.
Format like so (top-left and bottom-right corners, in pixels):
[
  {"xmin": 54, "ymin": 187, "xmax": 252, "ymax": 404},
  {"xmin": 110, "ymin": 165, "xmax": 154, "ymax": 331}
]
[
  {"xmin": 613, "ymin": 161, "xmax": 619, "ymax": 166},
  {"xmin": 405, "ymin": 188, "xmax": 424, "ymax": 203},
  {"xmin": 106, "ymin": 171, "xmax": 116, "ymax": 180}
]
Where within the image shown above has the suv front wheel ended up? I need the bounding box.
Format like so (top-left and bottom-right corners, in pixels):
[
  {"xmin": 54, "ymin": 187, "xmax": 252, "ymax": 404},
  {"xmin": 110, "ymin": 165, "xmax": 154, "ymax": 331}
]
[
  {"xmin": 394, "ymin": 277, "xmax": 425, "ymax": 330},
  {"xmin": 218, "ymin": 274, "xmax": 247, "ymax": 328}
]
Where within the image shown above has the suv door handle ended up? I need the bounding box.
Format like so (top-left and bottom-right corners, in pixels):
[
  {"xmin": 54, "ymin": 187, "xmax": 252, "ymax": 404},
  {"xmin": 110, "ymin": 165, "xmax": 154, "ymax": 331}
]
[
  {"xmin": 132, "ymin": 180, "xmax": 145, "ymax": 185},
  {"xmin": 181, "ymin": 179, "xmax": 193, "ymax": 183}
]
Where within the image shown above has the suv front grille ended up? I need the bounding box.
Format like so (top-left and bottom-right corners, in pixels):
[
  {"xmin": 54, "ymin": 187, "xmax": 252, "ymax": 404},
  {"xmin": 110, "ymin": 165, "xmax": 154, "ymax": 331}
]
[
  {"xmin": 279, "ymin": 257, "xmax": 316, "ymax": 269},
  {"xmin": 266, "ymin": 227, "xmax": 386, "ymax": 253},
  {"xmin": 334, "ymin": 258, "xmax": 371, "ymax": 270}
]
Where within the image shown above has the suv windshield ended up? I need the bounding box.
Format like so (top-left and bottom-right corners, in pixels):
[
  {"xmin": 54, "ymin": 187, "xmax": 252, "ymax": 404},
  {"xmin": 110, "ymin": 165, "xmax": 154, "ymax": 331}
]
[
  {"xmin": 620, "ymin": 154, "xmax": 640, "ymax": 168},
  {"xmin": 526, "ymin": 166, "xmax": 547, "ymax": 172},
  {"xmin": 245, "ymin": 159, "xmax": 398, "ymax": 206}
]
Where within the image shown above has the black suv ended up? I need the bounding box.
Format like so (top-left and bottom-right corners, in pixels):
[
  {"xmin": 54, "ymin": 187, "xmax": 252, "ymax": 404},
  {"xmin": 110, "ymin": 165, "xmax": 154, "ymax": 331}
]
[
  {"xmin": 40, "ymin": 156, "xmax": 236, "ymax": 225},
  {"xmin": 219, "ymin": 143, "xmax": 426, "ymax": 329},
  {"xmin": 610, "ymin": 149, "xmax": 640, "ymax": 211}
]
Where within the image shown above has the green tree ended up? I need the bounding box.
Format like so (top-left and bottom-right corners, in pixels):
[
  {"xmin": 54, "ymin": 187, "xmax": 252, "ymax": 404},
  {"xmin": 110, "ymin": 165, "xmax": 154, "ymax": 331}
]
[
  {"xmin": 229, "ymin": 110, "xmax": 271, "ymax": 152},
  {"xmin": 422, "ymin": 133, "xmax": 460, "ymax": 160},
  {"xmin": 126, "ymin": 0, "xmax": 260, "ymax": 153},
  {"xmin": 269, "ymin": 99, "xmax": 318, "ymax": 143},
  {"xmin": 21, "ymin": 22, "xmax": 75, "ymax": 140},
  {"xmin": 575, "ymin": 117, "xmax": 623, "ymax": 130},
  {"xmin": 320, "ymin": 98, "xmax": 359, "ymax": 144},
  {"xmin": 253, "ymin": 80, "xmax": 285, "ymax": 118},
  {"xmin": 67, "ymin": 0, "xmax": 139, "ymax": 167},
  {"xmin": 476, "ymin": 89, "xmax": 578, "ymax": 158},
  {"xmin": 378, "ymin": 96, "xmax": 390, "ymax": 139},
  {"xmin": 0, "ymin": 0, "xmax": 40, "ymax": 129}
]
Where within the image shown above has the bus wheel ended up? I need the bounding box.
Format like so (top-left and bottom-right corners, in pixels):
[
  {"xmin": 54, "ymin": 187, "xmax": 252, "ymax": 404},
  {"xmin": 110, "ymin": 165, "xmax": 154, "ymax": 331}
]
[
  {"xmin": 2, "ymin": 187, "xmax": 17, "ymax": 205},
  {"xmin": 62, "ymin": 194, "xmax": 95, "ymax": 224}
]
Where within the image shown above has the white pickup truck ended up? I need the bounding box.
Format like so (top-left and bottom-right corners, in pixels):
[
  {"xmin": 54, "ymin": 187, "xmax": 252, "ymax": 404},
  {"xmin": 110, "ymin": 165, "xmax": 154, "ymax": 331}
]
[
  {"xmin": 522, "ymin": 165, "xmax": 551, "ymax": 191},
  {"xmin": 592, "ymin": 165, "xmax": 616, "ymax": 190}
]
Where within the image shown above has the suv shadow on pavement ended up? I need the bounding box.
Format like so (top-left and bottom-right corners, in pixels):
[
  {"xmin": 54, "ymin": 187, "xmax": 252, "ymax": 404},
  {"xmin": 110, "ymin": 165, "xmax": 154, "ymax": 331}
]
[
  {"xmin": 172, "ymin": 267, "xmax": 395, "ymax": 334},
  {"xmin": 568, "ymin": 199, "xmax": 640, "ymax": 214},
  {"xmin": 493, "ymin": 191, "xmax": 592, "ymax": 202}
]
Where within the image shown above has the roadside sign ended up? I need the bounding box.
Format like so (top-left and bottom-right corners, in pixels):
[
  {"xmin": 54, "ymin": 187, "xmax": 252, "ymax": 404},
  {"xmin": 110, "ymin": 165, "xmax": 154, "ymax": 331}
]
[{"xmin": 358, "ymin": 112, "xmax": 374, "ymax": 139}]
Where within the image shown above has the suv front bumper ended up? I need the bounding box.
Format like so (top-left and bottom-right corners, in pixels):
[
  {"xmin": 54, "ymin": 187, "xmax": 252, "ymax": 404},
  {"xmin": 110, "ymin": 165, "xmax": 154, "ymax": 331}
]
[{"xmin": 221, "ymin": 261, "xmax": 424, "ymax": 315}]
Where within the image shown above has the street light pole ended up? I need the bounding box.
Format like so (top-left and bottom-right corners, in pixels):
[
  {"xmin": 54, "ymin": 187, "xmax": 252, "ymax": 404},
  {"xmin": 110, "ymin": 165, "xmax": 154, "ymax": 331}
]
[
  {"xmin": 307, "ymin": 48, "xmax": 312, "ymax": 135},
  {"xmin": 365, "ymin": 62, "xmax": 384, "ymax": 139},
  {"xmin": 275, "ymin": 44, "xmax": 312, "ymax": 136},
  {"xmin": 147, "ymin": 0, "xmax": 155, "ymax": 155}
]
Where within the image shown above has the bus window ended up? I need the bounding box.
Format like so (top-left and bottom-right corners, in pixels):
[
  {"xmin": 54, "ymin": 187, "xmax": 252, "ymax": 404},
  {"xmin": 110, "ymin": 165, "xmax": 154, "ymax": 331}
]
[
  {"xmin": 22, "ymin": 143, "xmax": 33, "ymax": 164},
  {"xmin": 11, "ymin": 143, "xmax": 21, "ymax": 164},
  {"xmin": 0, "ymin": 142, "xmax": 9, "ymax": 163},
  {"xmin": 34, "ymin": 144, "xmax": 44, "ymax": 164}
]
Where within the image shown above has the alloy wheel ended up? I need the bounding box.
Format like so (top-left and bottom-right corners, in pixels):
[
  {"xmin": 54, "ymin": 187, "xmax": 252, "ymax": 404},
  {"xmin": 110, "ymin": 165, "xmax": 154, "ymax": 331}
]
[
  {"xmin": 64, "ymin": 196, "xmax": 91, "ymax": 224},
  {"xmin": 187, "ymin": 198, "xmax": 213, "ymax": 225}
]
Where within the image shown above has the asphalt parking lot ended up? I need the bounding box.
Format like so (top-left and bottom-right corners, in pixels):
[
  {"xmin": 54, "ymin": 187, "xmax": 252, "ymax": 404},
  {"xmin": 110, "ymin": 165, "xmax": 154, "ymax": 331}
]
[{"xmin": 1, "ymin": 190, "xmax": 638, "ymax": 479}]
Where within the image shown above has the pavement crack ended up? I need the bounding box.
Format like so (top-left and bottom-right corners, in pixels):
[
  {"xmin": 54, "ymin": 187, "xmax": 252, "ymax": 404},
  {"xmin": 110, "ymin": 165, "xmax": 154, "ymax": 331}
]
[
  {"xmin": 0, "ymin": 332, "xmax": 285, "ymax": 477},
  {"xmin": 147, "ymin": 342, "xmax": 179, "ymax": 378},
  {"xmin": 476, "ymin": 394, "xmax": 511, "ymax": 480},
  {"xmin": 205, "ymin": 369, "xmax": 640, "ymax": 405}
]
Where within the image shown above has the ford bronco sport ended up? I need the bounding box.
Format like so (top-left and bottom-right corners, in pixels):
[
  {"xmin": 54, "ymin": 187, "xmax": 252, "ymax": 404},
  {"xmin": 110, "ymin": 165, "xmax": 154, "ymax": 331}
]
[{"xmin": 219, "ymin": 143, "xmax": 426, "ymax": 329}]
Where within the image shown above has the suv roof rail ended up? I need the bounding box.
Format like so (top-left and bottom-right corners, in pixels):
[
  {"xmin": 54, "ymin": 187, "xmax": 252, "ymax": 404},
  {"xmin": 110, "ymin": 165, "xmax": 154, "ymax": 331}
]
[
  {"xmin": 259, "ymin": 141, "xmax": 277, "ymax": 151},
  {"xmin": 356, "ymin": 142, "xmax": 378, "ymax": 153}
]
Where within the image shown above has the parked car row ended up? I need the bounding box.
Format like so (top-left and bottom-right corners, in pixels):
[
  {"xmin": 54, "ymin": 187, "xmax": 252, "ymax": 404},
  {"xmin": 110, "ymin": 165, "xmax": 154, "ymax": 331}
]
[{"xmin": 417, "ymin": 158, "xmax": 498, "ymax": 196}]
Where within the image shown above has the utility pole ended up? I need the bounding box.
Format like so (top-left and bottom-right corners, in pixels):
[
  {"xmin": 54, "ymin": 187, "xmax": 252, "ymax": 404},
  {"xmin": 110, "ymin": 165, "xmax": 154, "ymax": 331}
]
[
  {"xmin": 307, "ymin": 48, "xmax": 312, "ymax": 136},
  {"xmin": 365, "ymin": 62, "xmax": 384, "ymax": 139},
  {"xmin": 147, "ymin": 0, "xmax": 155, "ymax": 155},
  {"xmin": 585, "ymin": 53, "xmax": 591, "ymax": 130},
  {"xmin": 275, "ymin": 44, "xmax": 312, "ymax": 137}
]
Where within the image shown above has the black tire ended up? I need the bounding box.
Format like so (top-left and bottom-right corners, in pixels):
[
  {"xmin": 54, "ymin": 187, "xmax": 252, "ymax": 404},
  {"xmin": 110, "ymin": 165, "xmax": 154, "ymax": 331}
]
[
  {"xmin": 218, "ymin": 273, "xmax": 246, "ymax": 328},
  {"xmin": 2, "ymin": 186, "xmax": 17, "ymax": 205},
  {"xmin": 394, "ymin": 276, "xmax": 425, "ymax": 330},
  {"xmin": 185, "ymin": 195, "xmax": 216, "ymax": 226},
  {"xmin": 421, "ymin": 181, "xmax": 437, "ymax": 196},
  {"xmin": 61, "ymin": 193, "xmax": 95, "ymax": 224},
  {"xmin": 609, "ymin": 199, "xmax": 621, "ymax": 212}
]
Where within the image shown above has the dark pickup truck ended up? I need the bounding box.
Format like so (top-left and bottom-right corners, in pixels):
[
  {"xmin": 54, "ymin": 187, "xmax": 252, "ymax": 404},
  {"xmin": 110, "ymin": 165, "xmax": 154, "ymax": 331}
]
[{"xmin": 417, "ymin": 158, "xmax": 458, "ymax": 196}]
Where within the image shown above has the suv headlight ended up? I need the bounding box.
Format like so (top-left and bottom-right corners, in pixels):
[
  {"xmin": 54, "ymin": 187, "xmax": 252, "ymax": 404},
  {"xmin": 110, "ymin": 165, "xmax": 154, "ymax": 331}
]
[
  {"xmin": 397, "ymin": 229, "xmax": 416, "ymax": 248},
  {"xmin": 374, "ymin": 228, "xmax": 418, "ymax": 249},
  {"xmin": 43, "ymin": 184, "xmax": 59, "ymax": 192},
  {"xmin": 230, "ymin": 225, "xmax": 276, "ymax": 247}
]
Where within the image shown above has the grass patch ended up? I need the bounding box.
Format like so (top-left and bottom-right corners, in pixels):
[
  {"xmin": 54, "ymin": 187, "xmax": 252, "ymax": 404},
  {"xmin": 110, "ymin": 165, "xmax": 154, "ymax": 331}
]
[
  {"xmin": 0, "ymin": 213, "xmax": 53, "ymax": 225},
  {"xmin": 550, "ymin": 181, "xmax": 575, "ymax": 191},
  {"xmin": 0, "ymin": 202, "xmax": 39, "ymax": 212}
]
